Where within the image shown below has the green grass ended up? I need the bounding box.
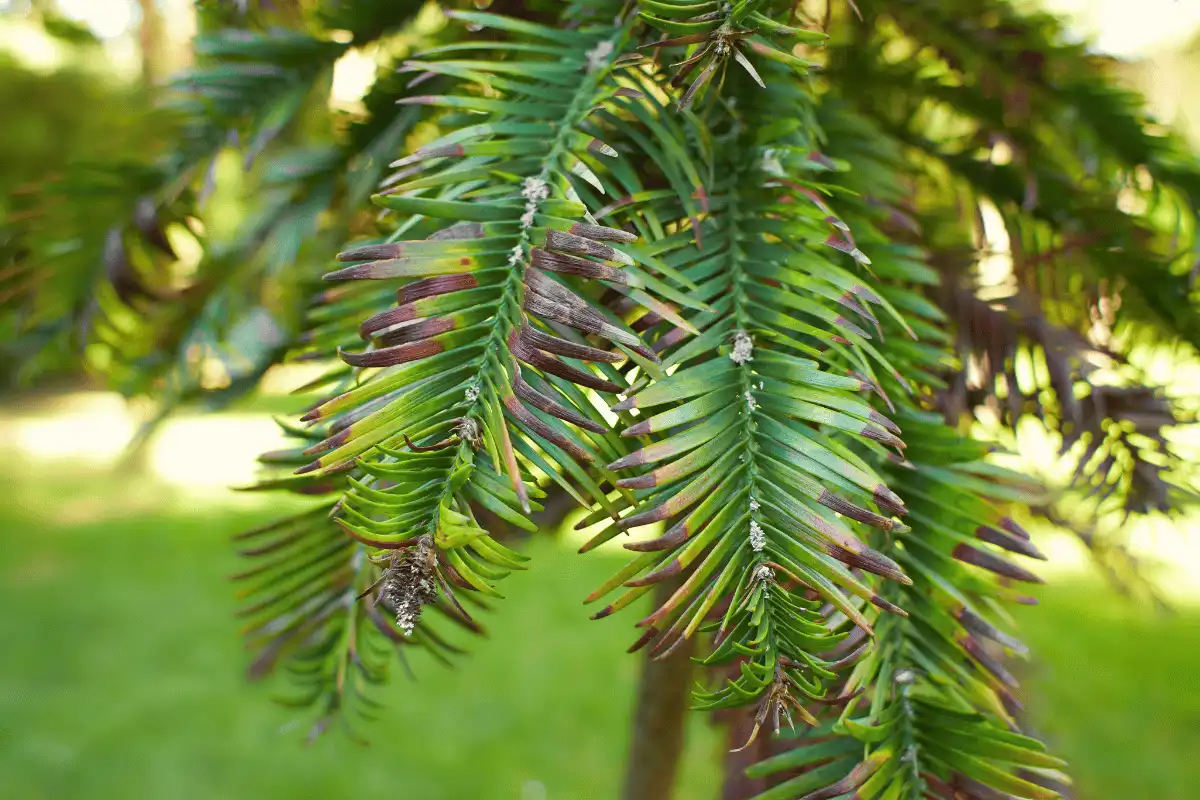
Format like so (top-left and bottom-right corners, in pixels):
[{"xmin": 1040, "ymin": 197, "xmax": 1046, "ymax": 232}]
[
  {"xmin": 0, "ymin": 470, "xmax": 721, "ymax": 800},
  {"xmin": 1, "ymin": 465, "xmax": 1198, "ymax": 799},
  {"xmin": 1015, "ymin": 582, "xmax": 1200, "ymax": 800}
]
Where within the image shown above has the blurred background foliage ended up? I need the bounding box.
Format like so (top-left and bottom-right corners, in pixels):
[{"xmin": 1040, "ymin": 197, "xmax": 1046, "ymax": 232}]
[{"xmin": 0, "ymin": 1, "xmax": 1198, "ymax": 799}]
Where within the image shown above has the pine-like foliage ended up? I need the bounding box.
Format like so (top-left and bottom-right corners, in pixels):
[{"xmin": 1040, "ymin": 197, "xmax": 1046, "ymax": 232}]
[{"xmin": 7, "ymin": 0, "xmax": 1200, "ymax": 795}]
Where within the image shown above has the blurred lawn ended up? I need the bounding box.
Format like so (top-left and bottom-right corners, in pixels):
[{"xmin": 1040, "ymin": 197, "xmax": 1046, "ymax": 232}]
[
  {"xmin": 1014, "ymin": 583, "xmax": 1200, "ymax": 800},
  {"xmin": 1, "ymin": 462, "xmax": 1198, "ymax": 800},
  {"xmin": 0, "ymin": 467, "xmax": 722, "ymax": 800}
]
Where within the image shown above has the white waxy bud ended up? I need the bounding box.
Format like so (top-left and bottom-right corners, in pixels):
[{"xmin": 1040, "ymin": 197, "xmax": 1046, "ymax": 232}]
[
  {"xmin": 730, "ymin": 330, "xmax": 753, "ymax": 364},
  {"xmin": 585, "ymin": 40, "xmax": 614, "ymax": 73},
  {"xmin": 521, "ymin": 176, "xmax": 550, "ymax": 202},
  {"xmin": 749, "ymin": 520, "xmax": 766, "ymax": 552}
]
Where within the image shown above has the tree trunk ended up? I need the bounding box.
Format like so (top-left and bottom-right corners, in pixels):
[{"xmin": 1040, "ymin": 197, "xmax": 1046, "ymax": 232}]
[
  {"xmin": 621, "ymin": 579, "xmax": 695, "ymax": 800},
  {"xmin": 137, "ymin": 0, "xmax": 165, "ymax": 86},
  {"xmin": 718, "ymin": 706, "xmax": 771, "ymax": 800}
]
